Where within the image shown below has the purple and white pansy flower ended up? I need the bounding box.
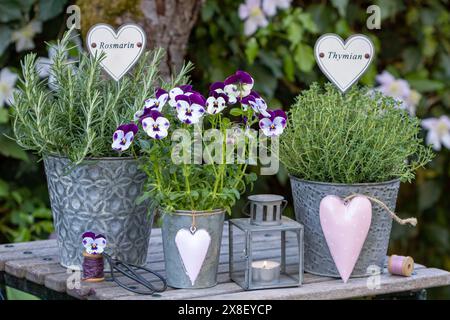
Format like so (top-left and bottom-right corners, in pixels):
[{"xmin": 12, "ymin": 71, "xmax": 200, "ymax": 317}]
[
  {"xmin": 175, "ymin": 93, "xmax": 206, "ymax": 124},
  {"xmin": 224, "ymin": 70, "xmax": 254, "ymax": 103},
  {"xmin": 82, "ymin": 232, "xmax": 106, "ymax": 255},
  {"xmin": 206, "ymin": 90, "xmax": 228, "ymax": 115},
  {"xmin": 134, "ymin": 88, "xmax": 169, "ymax": 120},
  {"xmin": 143, "ymin": 88, "xmax": 168, "ymax": 112},
  {"xmin": 259, "ymin": 109, "xmax": 287, "ymax": 137},
  {"xmin": 141, "ymin": 110, "xmax": 170, "ymax": 140},
  {"xmin": 210, "ymin": 81, "xmax": 226, "ymax": 95},
  {"xmin": 241, "ymin": 91, "xmax": 270, "ymax": 117},
  {"xmin": 169, "ymin": 85, "xmax": 193, "ymax": 108},
  {"xmin": 112, "ymin": 123, "xmax": 138, "ymax": 151}
]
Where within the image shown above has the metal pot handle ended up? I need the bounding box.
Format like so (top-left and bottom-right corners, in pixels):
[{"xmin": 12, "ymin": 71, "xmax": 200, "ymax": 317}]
[
  {"xmin": 281, "ymin": 200, "xmax": 288, "ymax": 213},
  {"xmin": 241, "ymin": 201, "xmax": 251, "ymax": 217}
]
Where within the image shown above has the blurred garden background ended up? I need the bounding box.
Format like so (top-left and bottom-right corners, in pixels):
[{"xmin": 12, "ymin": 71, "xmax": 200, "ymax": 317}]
[{"xmin": 0, "ymin": 0, "xmax": 449, "ymax": 298}]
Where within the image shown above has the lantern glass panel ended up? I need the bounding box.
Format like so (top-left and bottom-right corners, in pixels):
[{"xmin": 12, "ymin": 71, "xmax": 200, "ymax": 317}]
[
  {"xmin": 229, "ymin": 217, "xmax": 303, "ymax": 290},
  {"xmin": 229, "ymin": 223, "xmax": 247, "ymax": 285}
]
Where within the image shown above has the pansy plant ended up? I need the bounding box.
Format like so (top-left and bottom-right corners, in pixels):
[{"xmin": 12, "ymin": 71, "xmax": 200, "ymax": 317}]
[
  {"xmin": 112, "ymin": 70, "xmax": 287, "ymax": 153},
  {"xmin": 116, "ymin": 70, "xmax": 288, "ymax": 213}
]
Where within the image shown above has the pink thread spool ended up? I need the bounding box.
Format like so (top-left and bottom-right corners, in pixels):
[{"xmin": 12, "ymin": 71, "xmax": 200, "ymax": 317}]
[{"xmin": 388, "ymin": 255, "xmax": 414, "ymax": 277}]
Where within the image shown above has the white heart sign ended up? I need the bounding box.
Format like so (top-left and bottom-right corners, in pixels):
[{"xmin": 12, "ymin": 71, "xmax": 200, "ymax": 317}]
[
  {"xmin": 314, "ymin": 34, "xmax": 374, "ymax": 93},
  {"xmin": 86, "ymin": 23, "xmax": 146, "ymax": 81},
  {"xmin": 175, "ymin": 228, "xmax": 211, "ymax": 286}
]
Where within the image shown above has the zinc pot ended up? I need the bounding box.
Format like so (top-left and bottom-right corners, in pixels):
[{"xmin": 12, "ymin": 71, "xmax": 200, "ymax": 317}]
[
  {"xmin": 161, "ymin": 209, "xmax": 225, "ymax": 289},
  {"xmin": 289, "ymin": 176, "xmax": 400, "ymax": 278},
  {"xmin": 44, "ymin": 155, "xmax": 153, "ymax": 268}
]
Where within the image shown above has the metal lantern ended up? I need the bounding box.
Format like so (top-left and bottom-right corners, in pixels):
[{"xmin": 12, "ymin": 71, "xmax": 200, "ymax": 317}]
[{"xmin": 229, "ymin": 215, "xmax": 304, "ymax": 290}]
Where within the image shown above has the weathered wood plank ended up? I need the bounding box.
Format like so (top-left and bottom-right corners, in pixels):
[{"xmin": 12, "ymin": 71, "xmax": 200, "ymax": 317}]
[
  {"xmin": 70, "ymin": 245, "xmax": 300, "ymax": 299},
  {"xmin": 5, "ymin": 256, "xmax": 60, "ymax": 278},
  {"xmin": 0, "ymin": 247, "xmax": 59, "ymax": 271},
  {"xmin": 2, "ymin": 225, "xmax": 449, "ymax": 301},
  {"xmin": 40, "ymin": 230, "xmax": 296, "ymax": 298},
  {"xmin": 111, "ymin": 264, "xmax": 428, "ymax": 300},
  {"xmin": 196, "ymin": 267, "xmax": 450, "ymax": 300},
  {"xmin": 26, "ymin": 263, "xmax": 66, "ymax": 285},
  {"xmin": 0, "ymin": 240, "xmax": 57, "ymax": 254}
]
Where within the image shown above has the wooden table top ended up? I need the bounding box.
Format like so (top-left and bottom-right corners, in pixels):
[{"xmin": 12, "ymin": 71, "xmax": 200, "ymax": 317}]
[{"xmin": 1, "ymin": 223, "xmax": 450, "ymax": 300}]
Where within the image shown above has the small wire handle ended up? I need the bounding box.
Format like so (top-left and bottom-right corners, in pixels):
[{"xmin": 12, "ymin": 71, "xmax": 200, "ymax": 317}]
[
  {"xmin": 241, "ymin": 201, "xmax": 251, "ymax": 217},
  {"xmin": 280, "ymin": 200, "xmax": 288, "ymax": 213}
]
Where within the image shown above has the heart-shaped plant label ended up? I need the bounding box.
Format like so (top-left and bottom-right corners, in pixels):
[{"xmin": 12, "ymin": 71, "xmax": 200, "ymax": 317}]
[
  {"xmin": 175, "ymin": 228, "xmax": 211, "ymax": 286},
  {"xmin": 86, "ymin": 23, "xmax": 146, "ymax": 81},
  {"xmin": 319, "ymin": 195, "xmax": 372, "ymax": 283},
  {"xmin": 314, "ymin": 34, "xmax": 374, "ymax": 93}
]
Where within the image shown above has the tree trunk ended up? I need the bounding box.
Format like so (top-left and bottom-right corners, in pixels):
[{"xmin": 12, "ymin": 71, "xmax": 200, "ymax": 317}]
[
  {"xmin": 140, "ymin": 0, "xmax": 202, "ymax": 77},
  {"xmin": 77, "ymin": 0, "xmax": 203, "ymax": 78}
]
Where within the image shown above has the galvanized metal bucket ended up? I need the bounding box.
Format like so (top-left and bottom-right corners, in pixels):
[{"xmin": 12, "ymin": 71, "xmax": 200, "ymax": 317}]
[
  {"xmin": 242, "ymin": 194, "xmax": 287, "ymax": 226},
  {"xmin": 161, "ymin": 209, "xmax": 225, "ymax": 289},
  {"xmin": 44, "ymin": 155, "xmax": 153, "ymax": 268},
  {"xmin": 289, "ymin": 176, "xmax": 400, "ymax": 278}
]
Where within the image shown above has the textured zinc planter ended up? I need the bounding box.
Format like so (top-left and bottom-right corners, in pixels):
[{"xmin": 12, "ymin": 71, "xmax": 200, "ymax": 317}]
[
  {"xmin": 161, "ymin": 209, "xmax": 225, "ymax": 289},
  {"xmin": 44, "ymin": 155, "xmax": 153, "ymax": 268},
  {"xmin": 289, "ymin": 176, "xmax": 400, "ymax": 278}
]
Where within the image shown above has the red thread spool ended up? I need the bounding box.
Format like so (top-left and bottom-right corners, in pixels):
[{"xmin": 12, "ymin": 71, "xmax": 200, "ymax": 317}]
[{"xmin": 388, "ymin": 255, "xmax": 414, "ymax": 277}]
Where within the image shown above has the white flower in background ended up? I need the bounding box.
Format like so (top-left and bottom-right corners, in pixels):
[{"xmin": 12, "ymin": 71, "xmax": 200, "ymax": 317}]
[
  {"xmin": 238, "ymin": 0, "xmax": 269, "ymax": 36},
  {"xmin": 262, "ymin": 0, "xmax": 291, "ymax": 17},
  {"xmin": 36, "ymin": 46, "xmax": 59, "ymax": 78},
  {"xmin": 375, "ymin": 70, "xmax": 421, "ymax": 115},
  {"xmin": 36, "ymin": 46, "xmax": 60, "ymax": 90},
  {"xmin": 421, "ymin": 116, "xmax": 450, "ymax": 151},
  {"xmin": 0, "ymin": 68, "xmax": 18, "ymax": 108},
  {"xmin": 36, "ymin": 37, "xmax": 81, "ymax": 90},
  {"xmin": 11, "ymin": 20, "xmax": 42, "ymax": 52},
  {"xmin": 403, "ymin": 89, "xmax": 421, "ymax": 115}
]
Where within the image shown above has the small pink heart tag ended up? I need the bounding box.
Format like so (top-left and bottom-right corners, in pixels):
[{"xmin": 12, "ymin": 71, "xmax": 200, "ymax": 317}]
[{"xmin": 319, "ymin": 195, "xmax": 372, "ymax": 283}]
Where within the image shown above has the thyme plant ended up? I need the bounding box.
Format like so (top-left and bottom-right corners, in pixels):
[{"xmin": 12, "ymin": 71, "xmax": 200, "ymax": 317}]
[
  {"xmin": 10, "ymin": 28, "xmax": 182, "ymax": 165},
  {"xmin": 280, "ymin": 83, "xmax": 433, "ymax": 184}
]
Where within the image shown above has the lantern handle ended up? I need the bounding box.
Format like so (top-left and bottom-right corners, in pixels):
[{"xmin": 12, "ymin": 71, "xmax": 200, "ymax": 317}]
[
  {"xmin": 241, "ymin": 201, "xmax": 251, "ymax": 217},
  {"xmin": 281, "ymin": 200, "xmax": 288, "ymax": 213}
]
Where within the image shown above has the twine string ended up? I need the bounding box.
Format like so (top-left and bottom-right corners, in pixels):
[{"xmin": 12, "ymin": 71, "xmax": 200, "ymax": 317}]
[
  {"xmin": 168, "ymin": 210, "xmax": 224, "ymax": 233},
  {"xmin": 344, "ymin": 194, "xmax": 417, "ymax": 227}
]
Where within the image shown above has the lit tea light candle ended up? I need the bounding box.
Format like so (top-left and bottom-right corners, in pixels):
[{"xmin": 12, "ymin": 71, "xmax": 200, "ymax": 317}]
[{"xmin": 251, "ymin": 260, "xmax": 280, "ymax": 283}]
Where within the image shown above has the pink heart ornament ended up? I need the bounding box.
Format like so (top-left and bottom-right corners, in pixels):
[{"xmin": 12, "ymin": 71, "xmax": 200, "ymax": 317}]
[
  {"xmin": 319, "ymin": 195, "xmax": 372, "ymax": 283},
  {"xmin": 175, "ymin": 228, "xmax": 211, "ymax": 286}
]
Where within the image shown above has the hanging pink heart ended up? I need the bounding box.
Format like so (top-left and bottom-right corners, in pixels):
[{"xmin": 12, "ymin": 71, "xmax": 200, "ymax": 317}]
[{"xmin": 319, "ymin": 195, "xmax": 372, "ymax": 283}]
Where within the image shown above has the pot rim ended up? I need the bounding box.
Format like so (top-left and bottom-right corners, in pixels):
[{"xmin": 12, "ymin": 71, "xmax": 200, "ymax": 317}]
[
  {"xmin": 160, "ymin": 208, "xmax": 226, "ymax": 215},
  {"xmin": 289, "ymin": 175, "xmax": 401, "ymax": 187},
  {"xmin": 44, "ymin": 154, "xmax": 137, "ymax": 161}
]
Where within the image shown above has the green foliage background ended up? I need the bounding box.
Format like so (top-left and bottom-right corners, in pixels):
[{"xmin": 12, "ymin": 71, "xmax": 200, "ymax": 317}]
[{"xmin": 0, "ymin": 0, "xmax": 449, "ymax": 297}]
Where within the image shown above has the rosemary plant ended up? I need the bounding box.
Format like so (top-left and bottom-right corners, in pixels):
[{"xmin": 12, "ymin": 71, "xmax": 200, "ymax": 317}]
[
  {"xmin": 280, "ymin": 83, "xmax": 433, "ymax": 184},
  {"xmin": 10, "ymin": 28, "xmax": 185, "ymax": 165}
]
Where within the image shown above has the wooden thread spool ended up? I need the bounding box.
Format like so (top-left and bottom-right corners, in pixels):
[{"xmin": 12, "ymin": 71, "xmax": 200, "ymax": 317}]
[
  {"xmin": 82, "ymin": 251, "xmax": 105, "ymax": 282},
  {"xmin": 388, "ymin": 255, "xmax": 414, "ymax": 277}
]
